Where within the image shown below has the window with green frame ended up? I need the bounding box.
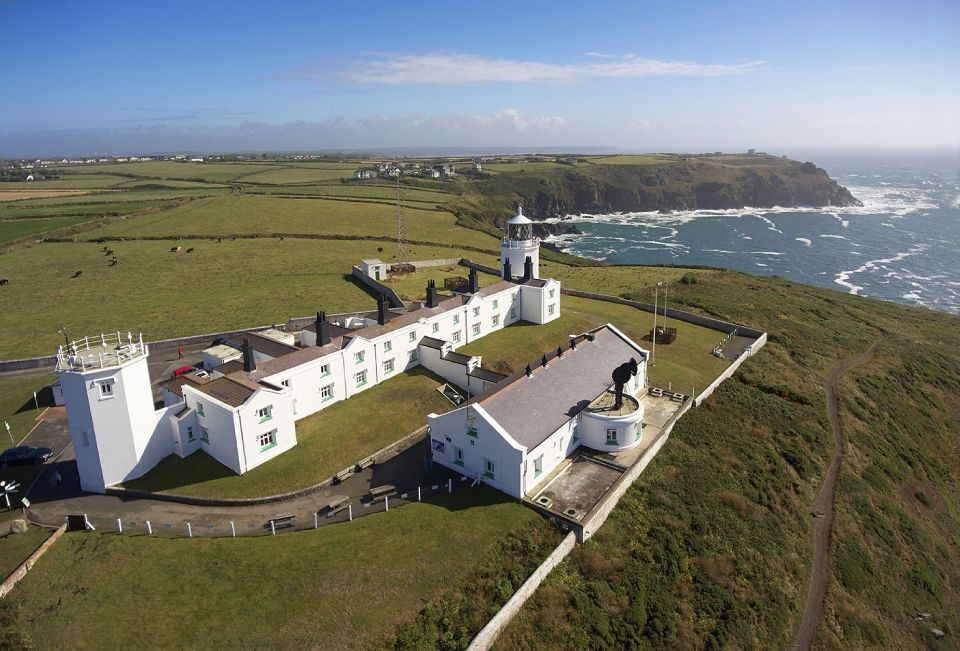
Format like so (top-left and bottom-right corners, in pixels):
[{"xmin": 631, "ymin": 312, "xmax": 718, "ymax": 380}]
[{"xmin": 256, "ymin": 405, "xmax": 273, "ymax": 423}]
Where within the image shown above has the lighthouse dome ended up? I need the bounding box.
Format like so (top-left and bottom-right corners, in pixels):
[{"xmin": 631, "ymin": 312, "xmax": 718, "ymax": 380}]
[{"xmin": 505, "ymin": 206, "xmax": 535, "ymax": 242}]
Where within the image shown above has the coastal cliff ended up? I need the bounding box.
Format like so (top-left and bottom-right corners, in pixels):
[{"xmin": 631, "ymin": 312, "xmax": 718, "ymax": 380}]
[{"xmin": 445, "ymin": 153, "xmax": 861, "ymax": 231}]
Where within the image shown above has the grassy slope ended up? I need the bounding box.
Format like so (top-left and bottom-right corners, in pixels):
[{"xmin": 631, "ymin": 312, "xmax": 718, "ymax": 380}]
[
  {"xmin": 495, "ymin": 273, "xmax": 960, "ymax": 650},
  {"xmin": 12, "ymin": 488, "xmax": 556, "ymax": 650},
  {"xmin": 124, "ymin": 368, "xmax": 452, "ymax": 498}
]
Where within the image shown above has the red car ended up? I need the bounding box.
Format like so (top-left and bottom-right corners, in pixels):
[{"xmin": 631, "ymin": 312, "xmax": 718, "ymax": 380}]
[{"xmin": 172, "ymin": 366, "xmax": 196, "ymax": 378}]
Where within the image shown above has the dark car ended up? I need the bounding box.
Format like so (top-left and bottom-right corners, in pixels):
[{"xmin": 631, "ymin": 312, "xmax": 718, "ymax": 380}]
[{"xmin": 0, "ymin": 445, "xmax": 54, "ymax": 467}]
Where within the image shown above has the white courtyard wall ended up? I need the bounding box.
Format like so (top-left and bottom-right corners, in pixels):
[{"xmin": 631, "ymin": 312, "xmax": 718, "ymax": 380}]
[
  {"xmin": 237, "ymin": 389, "xmax": 296, "ymax": 473},
  {"xmin": 523, "ymin": 418, "xmax": 580, "ymax": 496},
  {"xmin": 183, "ymin": 388, "xmax": 245, "ymax": 474}
]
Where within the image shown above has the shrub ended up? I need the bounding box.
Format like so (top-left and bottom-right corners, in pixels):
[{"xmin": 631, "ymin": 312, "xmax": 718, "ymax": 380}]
[{"xmin": 680, "ymin": 272, "xmax": 698, "ymax": 285}]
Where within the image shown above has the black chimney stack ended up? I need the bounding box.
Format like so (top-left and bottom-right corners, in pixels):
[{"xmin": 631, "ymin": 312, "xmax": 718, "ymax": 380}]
[
  {"xmin": 242, "ymin": 337, "xmax": 256, "ymax": 372},
  {"xmin": 502, "ymin": 258, "xmax": 512, "ymax": 281},
  {"xmin": 377, "ymin": 295, "xmax": 389, "ymax": 325},
  {"xmin": 426, "ymin": 279, "xmax": 439, "ymax": 308},
  {"xmin": 316, "ymin": 311, "xmax": 331, "ymax": 347},
  {"xmin": 468, "ymin": 267, "xmax": 479, "ymax": 293},
  {"xmin": 523, "ymin": 255, "xmax": 533, "ymax": 282}
]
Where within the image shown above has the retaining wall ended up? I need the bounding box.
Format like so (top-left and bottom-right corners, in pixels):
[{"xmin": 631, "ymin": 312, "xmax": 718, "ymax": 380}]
[
  {"xmin": 560, "ymin": 288, "xmax": 766, "ymax": 338},
  {"xmin": 467, "ymin": 531, "xmax": 577, "ymax": 650},
  {"xmin": 405, "ymin": 258, "xmax": 461, "ymax": 270},
  {"xmin": 578, "ymin": 397, "xmax": 693, "ymax": 542},
  {"xmin": 459, "ymin": 258, "xmax": 501, "ymax": 276},
  {"xmin": 103, "ymin": 426, "xmax": 428, "ymax": 507},
  {"xmin": 350, "ymin": 266, "xmax": 405, "ymax": 308},
  {"xmin": 694, "ymin": 332, "xmax": 768, "ymax": 406},
  {"xmin": 0, "ymin": 523, "xmax": 66, "ymax": 599}
]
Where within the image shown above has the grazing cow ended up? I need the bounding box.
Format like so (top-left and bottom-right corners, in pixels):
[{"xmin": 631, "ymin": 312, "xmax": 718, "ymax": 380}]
[
  {"xmin": 170, "ymin": 246, "xmax": 181, "ymax": 253},
  {"xmin": 72, "ymin": 270, "xmax": 82, "ymax": 278},
  {"xmin": 186, "ymin": 247, "xmax": 194, "ymax": 253},
  {"xmin": 0, "ymin": 278, "xmax": 9, "ymax": 286},
  {"xmin": 611, "ymin": 357, "xmax": 639, "ymax": 409}
]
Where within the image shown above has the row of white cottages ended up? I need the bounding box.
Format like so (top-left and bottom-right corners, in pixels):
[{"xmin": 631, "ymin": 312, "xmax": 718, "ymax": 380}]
[{"xmin": 57, "ymin": 276, "xmax": 560, "ymax": 494}]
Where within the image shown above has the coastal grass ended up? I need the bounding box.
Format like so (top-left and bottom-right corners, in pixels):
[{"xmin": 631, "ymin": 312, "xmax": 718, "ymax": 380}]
[
  {"xmin": 494, "ymin": 272, "xmax": 960, "ymax": 650},
  {"xmin": 538, "ymin": 261, "xmax": 721, "ymax": 298},
  {"xmin": 0, "ymin": 526, "xmax": 51, "ymax": 579},
  {"xmin": 236, "ymin": 165, "xmax": 357, "ymax": 184},
  {"xmin": 80, "ymin": 161, "xmax": 280, "ymax": 182},
  {"xmin": 123, "ymin": 367, "xmax": 451, "ymax": 499},
  {"xmin": 10, "ymin": 486, "xmax": 550, "ymax": 650},
  {"xmin": 383, "ymin": 264, "xmax": 501, "ymax": 302},
  {"xmin": 0, "ymin": 239, "xmax": 500, "ymax": 360}
]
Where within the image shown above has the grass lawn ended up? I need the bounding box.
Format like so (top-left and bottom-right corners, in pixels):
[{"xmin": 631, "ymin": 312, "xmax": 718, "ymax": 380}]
[
  {"xmin": 0, "ymin": 199, "xmax": 165, "ymax": 219},
  {"xmin": 459, "ymin": 295, "xmax": 731, "ymax": 392},
  {"xmin": 0, "ymin": 217, "xmax": 92, "ymax": 245},
  {"xmin": 0, "ymin": 374, "xmax": 57, "ymax": 447},
  {"xmin": 0, "ymin": 239, "xmax": 501, "ymax": 359},
  {"xmin": 538, "ymin": 262, "xmax": 719, "ymax": 298},
  {"xmin": 87, "ymin": 194, "xmax": 500, "ymax": 251},
  {"xmin": 237, "ymin": 165, "xmax": 357, "ymax": 184},
  {"xmin": 383, "ymin": 264, "xmax": 501, "ymax": 302},
  {"xmin": 0, "ymin": 526, "xmax": 51, "ymax": 579},
  {"xmin": 123, "ymin": 367, "xmax": 452, "ymax": 498},
  {"xmin": 11, "ymin": 486, "xmax": 544, "ymax": 649},
  {"xmin": 84, "ymin": 161, "xmax": 280, "ymax": 182}
]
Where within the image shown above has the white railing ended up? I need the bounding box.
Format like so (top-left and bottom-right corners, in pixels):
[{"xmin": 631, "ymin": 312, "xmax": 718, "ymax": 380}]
[
  {"xmin": 501, "ymin": 238, "xmax": 539, "ymax": 249},
  {"xmin": 56, "ymin": 332, "xmax": 147, "ymax": 372}
]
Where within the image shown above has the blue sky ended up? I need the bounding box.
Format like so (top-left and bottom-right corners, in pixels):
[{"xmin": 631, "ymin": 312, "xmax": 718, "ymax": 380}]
[{"xmin": 2, "ymin": 0, "xmax": 958, "ymax": 156}]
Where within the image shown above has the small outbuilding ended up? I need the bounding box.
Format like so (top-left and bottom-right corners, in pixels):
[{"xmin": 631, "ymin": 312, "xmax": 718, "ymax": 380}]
[{"xmin": 360, "ymin": 259, "xmax": 388, "ymax": 281}]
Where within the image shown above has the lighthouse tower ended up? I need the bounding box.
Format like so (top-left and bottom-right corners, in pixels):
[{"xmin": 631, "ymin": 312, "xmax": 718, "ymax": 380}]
[
  {"xmin": 501, "ymin": 205, "xmax": 539, "ymax": 281},
  {"xmin": 56, "ymin": 332, "xmax": 168, "ymax": 493}
]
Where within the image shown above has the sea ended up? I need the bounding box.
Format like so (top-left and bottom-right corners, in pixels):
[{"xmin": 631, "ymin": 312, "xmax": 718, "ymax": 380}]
[{"xmin": 545, "ymin": 148, "xmax": 960, "ymax": 314}]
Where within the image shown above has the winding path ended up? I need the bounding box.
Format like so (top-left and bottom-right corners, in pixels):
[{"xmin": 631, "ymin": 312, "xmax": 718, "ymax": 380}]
[{"xmin": 790, "ymin": 339, "xmax": 880, "ymax": 650}]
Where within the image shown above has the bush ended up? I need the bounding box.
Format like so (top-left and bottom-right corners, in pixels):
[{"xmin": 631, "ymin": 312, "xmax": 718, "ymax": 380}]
[{"xmin": 680, "ymin": 272, "xmax": 698, "ymax": 285}]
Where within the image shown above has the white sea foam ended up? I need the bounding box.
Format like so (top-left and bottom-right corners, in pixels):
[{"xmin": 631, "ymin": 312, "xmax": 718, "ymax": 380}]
[
  {"xmin": 741, "ymin": 236, "xmax": 753, "ymax": 240},
  {"xmin": 833, "ymin": 245, "xmax": 928, "ymax": 296},
  {"xmin": 753, "ymin": 251, "xmax": 785, "ymax": 256},
  {"xmin": 795, "ymin": 237, "xmax": 812, "ymax": 247},
  {"xmin": 820, "ymin": 234, "xmax": 847, "ymax": 239},
  {"xmin": 755, "ymin": 263, "xmax": 768, "ymax": 267}
]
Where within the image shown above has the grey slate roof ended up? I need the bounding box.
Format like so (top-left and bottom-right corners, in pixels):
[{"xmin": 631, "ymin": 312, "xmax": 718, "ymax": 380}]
[
  {"xmin": 468, "ymin": 367, "xmax": 507, "ymax": 382},
  {"xmin": 226, "ymin": 331, "xmax": 298, "ymax": 359},
  {"xmin": 477, "ymin": 326, "xmax": 647, "ymax": 450},
  {"xmin": 419, "ymin": 336, "xmax": 446, "ymax": 350},
  {"xmin": 192, "ymin": 376, "xmax": 257, "ymax": 408}
]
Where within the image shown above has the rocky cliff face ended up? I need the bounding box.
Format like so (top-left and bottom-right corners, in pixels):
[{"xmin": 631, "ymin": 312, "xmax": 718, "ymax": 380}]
[{"xmin": 467, "ymin": 156, "xmax": 861, "ymax": 224}]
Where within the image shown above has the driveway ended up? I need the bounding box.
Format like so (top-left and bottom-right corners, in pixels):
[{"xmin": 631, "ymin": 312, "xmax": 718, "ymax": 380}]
[{"xmin": 17, "ymin": 407, "xmax": 74, "ymax": 462}]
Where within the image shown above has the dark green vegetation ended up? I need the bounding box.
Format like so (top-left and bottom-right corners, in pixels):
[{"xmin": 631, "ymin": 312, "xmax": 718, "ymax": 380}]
[
  {"xmin": 493, "ymin": 272, "xmax": 959, "ymax": 650},
  {"xmin": 9, "ymin": 488, "xmax": 556, "ymax": 650}
]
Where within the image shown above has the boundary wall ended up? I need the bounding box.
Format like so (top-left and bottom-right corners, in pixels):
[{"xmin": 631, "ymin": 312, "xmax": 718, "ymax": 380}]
[
  {"xmin": 0, "ymin": 523, "xmax": 66, "ymax": 599},
  {"xmin": 350, "ymin": 266, "xmax": 405, "ymax": 308},
  {"xmin": 467, "ymin": 531, "xmax": 577, "ymax": 651},
  {"xmin": 695, "ymin": 332, "xmax": 768, "ymax": 406}
]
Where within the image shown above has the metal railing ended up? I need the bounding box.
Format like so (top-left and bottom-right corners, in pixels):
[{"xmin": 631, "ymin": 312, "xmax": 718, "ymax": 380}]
[{"xmin": 55, "ymin": 332, "xmax": 146, "ymax": 372}]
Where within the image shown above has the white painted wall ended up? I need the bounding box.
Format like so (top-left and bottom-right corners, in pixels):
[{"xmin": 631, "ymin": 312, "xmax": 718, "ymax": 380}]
[
  {"xmin": 182, "ymin": 386, "xmax": 245, "ymax": 474},
  {"xmin": 262, "ymin": 351, "xmax": 346, "ymax": 421},
  {"xmin": 236, "ymin": 388, "xmax": 296, "ymax": 473},
  {"xmin": 523, "ymin": 418, "xmax": 581, "ymax": 496},
  {"xmin": 579, "ymin": 406, "xmax": 645, "ymax": 452},
  {"xmin": 427, "ymin": 404, "xmax": 525, "ymax": 497}
]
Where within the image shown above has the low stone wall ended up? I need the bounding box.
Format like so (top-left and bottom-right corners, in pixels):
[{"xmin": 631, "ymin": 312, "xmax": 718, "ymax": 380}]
[
  {"xmin": 350, "ymin": 266, "xmax": 405, "ymax": 308},
  {"xmin": 578, "ymin": 397, "xmax": 693, "ymax": 542},
  {"xmin": 103, "ymin": 426, "xmax": 428, "ymax": 507},
  {"xmin": 560, "ymin": 288, "xmax": 766, "ymax": 339},
  {"xmin": 467, "ymin": 531, "xmax": 577, "ymax": 651},
  {"xmin": 405, "ymin": 258, "xmax": 461, "ymax": 270},
  {"xmin": 694, "ymin": 332, "xmax": 768, "ymax": 406},
  {"xmin": 0, "ymin": 523, "xmax": 66, "ymax": 599}
]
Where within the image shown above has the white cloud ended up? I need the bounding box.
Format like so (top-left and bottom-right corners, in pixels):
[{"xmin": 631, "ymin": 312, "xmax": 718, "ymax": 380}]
[{"xmin": 288, "ymin": 52, "xmax": 767, "ymax": 86}]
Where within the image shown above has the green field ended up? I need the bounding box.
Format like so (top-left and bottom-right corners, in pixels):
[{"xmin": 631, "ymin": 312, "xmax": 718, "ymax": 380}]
[
  {"xmin": 237, "ymin": 165, "xmax": 357, "ymax": 184},
  {"xmin": 0, "ymin": 238, "xmax": 504, "ymax": 360},
  {"xmin": 125, "ymin": 368, "xmax": 451, "ymax": 498},
  {"xmin": 86, "ymin": 194, "xmax": 500, "ymax": 250},
  {"xmin": 83, "ymin": 161, "xmax": 279, "ymax": 182},
  {"xmin": 0, "ymin": 217, "xmax": 92, "ymax": 245},
  {"xmin": 10, "ymin": 487, "xmax": 552, "ymax": 650}
]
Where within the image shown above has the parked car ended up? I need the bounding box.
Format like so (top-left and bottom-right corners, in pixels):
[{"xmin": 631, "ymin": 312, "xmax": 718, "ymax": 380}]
[
  {"xmin": 0, "ymin": 445, "xmax": 54, "ymax": 467},
  {"xmin": 172, "ymin": 366, "xmax": 196, "ymax": 378}
]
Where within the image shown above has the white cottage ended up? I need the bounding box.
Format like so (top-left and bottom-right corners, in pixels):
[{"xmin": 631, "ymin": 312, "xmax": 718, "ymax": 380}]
[{"xmin": 426, "ymin": 324, "xmax": 648, "ymax": 498}]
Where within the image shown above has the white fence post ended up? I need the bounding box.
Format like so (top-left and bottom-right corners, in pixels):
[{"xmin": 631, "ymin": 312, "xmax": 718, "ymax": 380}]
[
  {"xmin": 117, "ymin": 518, "xmax": 122, "ymax": 533},
  {"xmin": 146, "ymin": 521, "xmax": 152, "ymax": 535},
  {"xmin": 385, "ymin": 496, "xmax": 389, "ymax": 512},
  {"xmin": 448, "ymin": 478, "xmax": 452, "ymax": 494},
  {"xmin": 187, "ymin": 522, "xmax": 192, "ymax": 538},
  {"xmin": 270, "ymin": 521, "xmax": 276, "ymax": 536},
  {"xmin": 230, "ymin": 521, "xmax": 236, "ymax": 537},
  {"xmin": 418, "ymin": 486, "xmax": 421, "ymax": 502},
  {"xmin": 348, "ymin": 504, "xmax": 353, "ymax": 521},
  {"xmin": 313, "ymin": 512, "xmax": 318, "ymax": 529}
]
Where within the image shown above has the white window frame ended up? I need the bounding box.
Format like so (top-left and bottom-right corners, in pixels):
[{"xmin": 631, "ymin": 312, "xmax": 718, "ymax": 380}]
[
  {"xmin": 492, "ymin": 299, "xmax": 498, "ymax": 309},
  {"xmin": 98, "ymin": 379, "xmax": 115, "ymax": 399},
  {"xmin": 383, "ymin": 340, "xmax": 392, "ymax": 352},
  {"xmin": 200, "ymin": 425, "xmax": 209, "ymax": 443},
  {"xmin": 409, "ymin": 331, "xmax": 417, "ymax": 342},
  {"xmin": 472, "ymin": 307, "xmax": 480, "ymax": 317},
  {"xmin": 409, "ymin": 350, "xmax": 418, "ymax": 363},
  {"xmin": 483, "ymin": 457, "xmax": 495, "ymax": 479},
  {"xmin": 451, "ymin": 331, "xmax": 461, "ymax": 343},
  {"xmin": 354, "ymin": 351, "xmax": 365, "ymax": 364},
  {"xmin": 606, "ymin": 428, "xmax": 618, "ymax": 445},
  {"xmin": 472, "ymin": 324, "xmax": 481, "ymax": 336},
  {"xmin": 257, "ymin": 405, "xmax": 273, "ymax": 422},
  {"xmin": 548, "ymin": 303, "xmax": 556, "ymax": 315},
  {"xmin": 491, "ymin": 315, "xmax": 500, "ymax": 327},
  {"xmin": 257, "ymin": 429, "xmax": 277, "ymax": 451},
  {"xmin": 196, "ymin": 402, "xmax": 205, "ymax": 417},
  {"xmin": 453, "ymin": 314, "xmax": 460, "ymax": 324},
  {"xmin": 186, "ymin": 425, "xmax": 195, "ymax": 442},
  {"xmin": 319, "ymin": 363, "xmax": 330, "ymax": 376},
  {"xmin": 320, "ymin": 383, "xmax": 334, "ymax": 400},
  {"xmin": 432, "ymin": 322, "xmax": 440, "ymax": 333},
  {"xmin": 355, "ymin": 370, "xmax": 368, "ymax": 387},
  {"xmin": 383, "ymin": 358, "xmax": 395, "ymax": 374}
]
